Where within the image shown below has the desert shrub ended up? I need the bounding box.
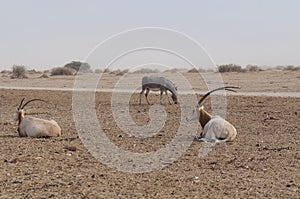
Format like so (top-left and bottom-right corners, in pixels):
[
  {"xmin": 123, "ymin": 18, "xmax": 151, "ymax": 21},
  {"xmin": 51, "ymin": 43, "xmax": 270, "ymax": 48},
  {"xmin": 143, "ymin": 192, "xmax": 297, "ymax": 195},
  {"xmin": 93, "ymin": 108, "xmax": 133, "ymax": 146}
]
[
  {"xmin": 187, "ymin": 68, "xmax": 199, "ymax": 73},
  {"xmin": 283, "ymin": 65, "xmax": 300, "ymax": 71},
  {"xmin": 246, "ymin": 65, "xmax": 259, "ymax": 72},
  {"xmin": 218, "ymin": 64, "xmax": 242, "ymax": 73},
  {"xmin": 187, "ymin": 68, "xmax": 207, "ymax": 73},
  {"xmin": 94, "ymin": 69, "xmax": 102, "ymax": 73},
  {"xmin": 27, "ymin": 69, "xmax": 42, "ymax": 74},
  {"xmin": 133, "ymin": 68, "xmax": 160, "ymax": 73},
  {"xmin": 206, "ymin": 69, "xmax": 215, "ymax": 72},
  {"xmin": 103, "ymin": 68, "xmax": 111, "ymax": 73},
  {"xmin": 50, "ymin": 67, "xmax": 75, "ymax": 76},
  {"xmin": 163, "ymin": 68, "xmax": 179, "ymax": 73},
  {"xmin": 110, "ymin": 69, "xmax": 129, "ymax": 76},
  {"xmin": 64, "ymin": 61, "xmax": 91, "ymax": 72},
  {"xmin": 1, "ymin": 70, "xmax": 11, "ymax": 74},
  {"xmin": 11, "ymin": 65, "xmax": 28, "ymax": 79},
  {"xmin": 39, "ymin": 73, "xmax": 49, "ymax": 78}
]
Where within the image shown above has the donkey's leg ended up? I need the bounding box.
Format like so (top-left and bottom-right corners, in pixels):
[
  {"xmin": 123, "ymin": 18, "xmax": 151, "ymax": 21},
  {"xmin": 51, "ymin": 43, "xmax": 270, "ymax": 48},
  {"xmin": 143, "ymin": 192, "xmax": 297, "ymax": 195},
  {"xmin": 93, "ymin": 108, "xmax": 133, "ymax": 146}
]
[
  {"xmin": 165, "ymin": 91, "xmax": 172, "ymax": 104},
  {"xmin": 139, "ymin": 88, "xmax": 145, "ymax": 105},
  {"xmin": 145, "ymin": 88, "xmax": 150, "ymax": 104},
  {"xmin": 160, "ymin": 89, "xmax": 164, "ymax": 105}
]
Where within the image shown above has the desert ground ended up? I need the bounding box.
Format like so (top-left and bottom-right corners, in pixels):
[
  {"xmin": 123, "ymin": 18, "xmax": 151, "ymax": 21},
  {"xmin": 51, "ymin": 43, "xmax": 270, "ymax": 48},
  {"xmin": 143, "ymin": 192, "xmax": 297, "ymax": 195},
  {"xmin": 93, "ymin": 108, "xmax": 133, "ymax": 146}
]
[{"xmin": 0, "ymin": 70, "xmax": 299, "ymax": 198}]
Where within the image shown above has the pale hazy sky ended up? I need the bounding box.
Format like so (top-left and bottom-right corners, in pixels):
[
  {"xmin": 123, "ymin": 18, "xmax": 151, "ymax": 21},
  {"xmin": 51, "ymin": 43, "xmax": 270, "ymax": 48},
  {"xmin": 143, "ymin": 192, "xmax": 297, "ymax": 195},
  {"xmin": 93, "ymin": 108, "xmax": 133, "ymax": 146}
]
[{"xmin": 0, "ymin": 0, "xmax": 299, "ymax": 70}]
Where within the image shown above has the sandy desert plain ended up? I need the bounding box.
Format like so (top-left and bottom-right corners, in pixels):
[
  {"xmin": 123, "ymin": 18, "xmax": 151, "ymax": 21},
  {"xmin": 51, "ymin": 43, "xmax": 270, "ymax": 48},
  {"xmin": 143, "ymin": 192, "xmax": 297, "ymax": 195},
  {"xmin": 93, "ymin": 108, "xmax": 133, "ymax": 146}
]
[{"xmin": 0, "ymin": 70, "xmax": 299, "ymax": 198}]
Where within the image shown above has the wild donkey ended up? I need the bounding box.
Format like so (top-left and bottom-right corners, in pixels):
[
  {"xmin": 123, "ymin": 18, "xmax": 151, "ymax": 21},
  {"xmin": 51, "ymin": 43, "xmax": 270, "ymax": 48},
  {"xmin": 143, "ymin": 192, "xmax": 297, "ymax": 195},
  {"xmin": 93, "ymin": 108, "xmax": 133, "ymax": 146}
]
[
  {"xmin": 186, "ymin": 86, "xmax": 240, "ymax": 142},
  {"xmin": 139, "ymin": 76, "xmax": 178, "ymax": 105}
]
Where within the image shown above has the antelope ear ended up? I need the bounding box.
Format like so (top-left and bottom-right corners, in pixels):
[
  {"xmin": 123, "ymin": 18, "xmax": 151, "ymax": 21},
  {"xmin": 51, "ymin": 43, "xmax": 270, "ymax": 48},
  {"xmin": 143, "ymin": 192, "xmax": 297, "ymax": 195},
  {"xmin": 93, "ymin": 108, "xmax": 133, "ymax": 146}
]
[{"xmin": 199, "ymin": 105, "xmax": 204, "ymax": 110}]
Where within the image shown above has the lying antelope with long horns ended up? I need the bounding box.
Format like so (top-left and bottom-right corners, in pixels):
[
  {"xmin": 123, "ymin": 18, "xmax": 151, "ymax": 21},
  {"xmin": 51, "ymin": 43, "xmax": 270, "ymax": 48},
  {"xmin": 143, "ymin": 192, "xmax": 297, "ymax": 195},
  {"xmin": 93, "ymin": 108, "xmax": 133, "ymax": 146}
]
[
  {"xmin": 186, "ymin": 86, "xmax": 240, "ymax": 142},
  {"xmin": 139, "ymin": 76, "xmax": 178, "ymax": 105},
  {"xmin": 15, "ymin": 98, "xmax": 61, "ymax": 137}
]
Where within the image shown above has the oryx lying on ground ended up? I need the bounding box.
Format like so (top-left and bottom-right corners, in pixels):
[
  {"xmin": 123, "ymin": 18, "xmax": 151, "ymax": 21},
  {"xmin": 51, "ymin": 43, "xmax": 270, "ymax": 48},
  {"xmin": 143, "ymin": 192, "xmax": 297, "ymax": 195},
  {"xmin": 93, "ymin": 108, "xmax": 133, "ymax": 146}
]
[
  {"xmin": 15, "ymin": 98, "xmax": 61, "ymax": 137},
  {"xmin": 139, "ymin": 76, "xmax": 178, "ymax": 105},
  {"xmin": 186, "ymin": 86, "xmax": 240, "ymax": 142}
]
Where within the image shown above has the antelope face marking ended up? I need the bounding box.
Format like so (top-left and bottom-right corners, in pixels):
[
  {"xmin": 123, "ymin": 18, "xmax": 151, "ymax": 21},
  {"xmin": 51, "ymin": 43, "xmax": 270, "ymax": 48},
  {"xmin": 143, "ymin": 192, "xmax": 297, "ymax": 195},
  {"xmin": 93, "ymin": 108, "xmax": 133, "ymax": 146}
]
[
  {"xmin": 14, "ymin": 108, "xmax": 19, "ymax": 121},
  {"xmin": 186, "ymin": 105, "xmax": 200, "ymax": 121}
]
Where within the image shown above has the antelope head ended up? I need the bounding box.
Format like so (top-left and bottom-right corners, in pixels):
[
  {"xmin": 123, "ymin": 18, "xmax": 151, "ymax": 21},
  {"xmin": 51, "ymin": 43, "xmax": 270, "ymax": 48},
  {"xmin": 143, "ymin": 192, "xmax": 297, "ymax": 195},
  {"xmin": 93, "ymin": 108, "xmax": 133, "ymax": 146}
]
[
  {"xmin": 15, "ymin": 98, "xmax": 47, "ymax": 121},
  {"xmin": 186, "ymin": 86, "xmax": 240, "ymax": 122}
]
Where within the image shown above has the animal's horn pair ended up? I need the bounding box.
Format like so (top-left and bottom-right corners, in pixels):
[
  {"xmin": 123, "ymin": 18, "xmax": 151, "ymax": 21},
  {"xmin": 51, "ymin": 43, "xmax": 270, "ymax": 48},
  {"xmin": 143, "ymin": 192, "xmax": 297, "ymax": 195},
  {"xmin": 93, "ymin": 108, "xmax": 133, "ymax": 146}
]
[
  {"xmin": 18, "ymin": 98, "xmax": 47, "ymax": 110},
  {"xmin": 198, "ymin": 86, "xmax": 240, "ymax": 105}
]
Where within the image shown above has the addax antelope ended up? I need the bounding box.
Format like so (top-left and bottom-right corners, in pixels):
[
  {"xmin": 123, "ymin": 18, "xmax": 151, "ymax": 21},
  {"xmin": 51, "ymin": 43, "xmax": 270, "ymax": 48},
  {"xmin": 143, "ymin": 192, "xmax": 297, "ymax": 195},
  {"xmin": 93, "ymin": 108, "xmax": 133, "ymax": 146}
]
[
  {"xmin": 15, "ymin": 98, "xmax": 61, "ymax": 137},
  {"xmin": 186, "ymin": 86, "xmax": 240, "ymax": 142},
  {"xmin": 139, "ymin": 76, "xmax": 178, "ymax": 105}
]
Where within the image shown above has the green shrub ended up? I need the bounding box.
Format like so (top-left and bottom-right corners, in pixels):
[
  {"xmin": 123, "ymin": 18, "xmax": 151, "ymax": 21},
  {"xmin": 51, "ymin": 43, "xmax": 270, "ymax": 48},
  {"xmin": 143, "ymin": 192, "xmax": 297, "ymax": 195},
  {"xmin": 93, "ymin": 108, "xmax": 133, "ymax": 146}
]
[
  {"xmin": 246, "ymin": 65, "xmax": 259, "ymax": 72},
  {"xmin": 50, "ymin": 67, "xmax": 75, "ymax": 76},
  {"xmin": 64, "ymin": 61, "xmax": 91, "ymax": 72},
  {"xmin": 218, "ymin": 64, "xmax": 242, "ymax": 73},
  {"xmin": 133, "ymin": 68, "xmax": 159, "ymax": 73},
  {"xmin": 110, "ymin": 69, "xmax": 129, "ymax": 76},
  {"xmin": 11, "ymin": 65, "xmax": 28, "ymax": 79},
  {"xmin": 284, "ymin": 65, "xmax": 300, "ymax": 71}
]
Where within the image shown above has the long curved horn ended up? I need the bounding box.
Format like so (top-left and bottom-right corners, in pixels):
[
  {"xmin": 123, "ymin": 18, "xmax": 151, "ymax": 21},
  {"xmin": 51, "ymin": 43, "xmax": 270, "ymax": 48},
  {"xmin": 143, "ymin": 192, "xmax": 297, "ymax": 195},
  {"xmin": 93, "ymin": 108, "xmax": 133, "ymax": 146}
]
[
  {"xmin": 21, "ymin": 99, "xmax": 47, "ymax": 109},
  {"xmin": 18, "ymin": 98, "xmax": 25, "ymax": 109},
  {"xmin": 198, "ymin": 86, "xmax": 240, "ymax": 105}
]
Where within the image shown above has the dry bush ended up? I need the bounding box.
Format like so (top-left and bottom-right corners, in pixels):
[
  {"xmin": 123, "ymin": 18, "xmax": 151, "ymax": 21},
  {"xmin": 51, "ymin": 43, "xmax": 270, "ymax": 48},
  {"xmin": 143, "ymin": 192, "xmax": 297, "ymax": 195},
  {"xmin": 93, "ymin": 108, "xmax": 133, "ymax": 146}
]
[
  {"xmin": 283, "ymin": 65, "xmax": 300, "ymax": 71},
  {"xmin": 94, "ymin": 69, "xmax": 102, "ymax": 73},
  {"xmin": 27, "ymin": 69, "xmax": 42, "ymax": 74},
  {"xmin": 11, "ymin": 65, "xmax": 28, "ymax": 79},
  {"xmin": 187, "ymin": 68, "xmax": 199, "ymax": 73},
  {"xmin": 110, "ymin": 69, "xmax": 129, "ymax": 76},
  {"xmin": 133, "ymin": 68, "xmax": 160, "ymax": 73},
  {"xmin": 1, "ymin": 70, "xmax": 11, "ymax": 74},
  {"xmin": 246, "ymin": 65, "xmax": 260, "ymax": 72},
  {"xmin": 64, "ymin": 61, "xmax": 91, "ymax": 72},
  {"xmin": 39, "ymin": 73, "xmax": 49, "ymax": 78},
  {"xmin": 163, "ymin": 68, "xmax": 180, "ymax": 73},
  {"xmin": 103, "ymin": 68, "xmax": 111, "ymax": 73},
  {"xmin": 50, "ymin": 67, "xmax": 75, "ymax": 76},
  {"xmin": 218, "ymin": 64, "xmax": 242, "ymax": 73}
]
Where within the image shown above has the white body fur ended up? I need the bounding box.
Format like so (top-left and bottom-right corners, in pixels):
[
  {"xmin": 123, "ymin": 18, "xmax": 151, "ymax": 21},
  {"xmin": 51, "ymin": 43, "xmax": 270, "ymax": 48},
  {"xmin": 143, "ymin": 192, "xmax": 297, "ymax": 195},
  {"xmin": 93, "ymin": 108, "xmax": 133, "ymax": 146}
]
[
  {"xmin": 18, "ymin": 112, "xmax": 61, "ymax": 137},
  {"xmin": 186, "ymin": 106, "xmax": 237, "ymax": 142},
  {"xmin": 198, "ymin": 115, "xmax": 237, "ymax": 142},
  {"xmin": 15, "ymin": 98, "xmax": 61, "ymax": 137}
]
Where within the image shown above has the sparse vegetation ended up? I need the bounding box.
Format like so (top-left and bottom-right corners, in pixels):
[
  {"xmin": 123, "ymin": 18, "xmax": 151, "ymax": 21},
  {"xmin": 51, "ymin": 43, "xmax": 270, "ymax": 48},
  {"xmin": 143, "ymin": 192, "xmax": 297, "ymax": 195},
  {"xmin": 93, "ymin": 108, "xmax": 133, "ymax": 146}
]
[
  {"xmin": 218, "ymin": 64, "xmax": 242, "ymax": 73},
  {"xmin": 187, "ymin": 68, "xmax": 199, "ymax": 73},
  {"xmin": 50, "ymin": 67, "xmax": 75, "ymax": 76},
  {"xmin": 283, "ymin": 65, "xmax": 300, "ymax": 71},
  {"xmin": 246, "ymin": 65, "xmax": 260, "ymax": 72},
  {"xmin": 11, "ymin": 65, "xmax": 28, "ymax": 79},
  {"xmin": 94, "ymin": 69, "xmax": 102, "ymax": 73},
  {"xmin": 110, "ymin": 69, "xmax": 129, "ymax": 76},
  {"xmin": 1, "ymin": 70, "xmax": 11, "ymax": 74},
  {"xmin": 27, "ymin": 69, "xmax": 42, "ymax": 74},
  {"xmin": 133, "ymin": 68, "xmax": 160, "ymax": 73},
  {"xmin": 39, "ymin": 73, "xmax": 49, "ymax": 78},
  {"xmin": 103, "ymin": 68, "xmax": 111, "ymax": 73},
  {"xmin": 163, "ymin": 68, "xmax": 181, "ymax": 73},
  {"xmin": 64, "ymin": 61, "xmax": 91, "ymax": 72}
]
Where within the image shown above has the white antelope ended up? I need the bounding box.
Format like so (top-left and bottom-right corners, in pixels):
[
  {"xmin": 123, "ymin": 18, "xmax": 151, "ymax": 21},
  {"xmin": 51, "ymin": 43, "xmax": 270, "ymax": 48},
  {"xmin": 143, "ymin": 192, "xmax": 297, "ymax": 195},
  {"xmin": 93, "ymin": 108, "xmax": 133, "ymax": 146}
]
[
  {"xmin": 15, "ymin": 98, "xmax": 61, "ymax": 137},
  {"xmin": 186, "ymin": 86, "xmax": 239, "ymax": 142}
]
